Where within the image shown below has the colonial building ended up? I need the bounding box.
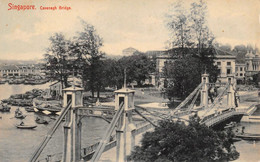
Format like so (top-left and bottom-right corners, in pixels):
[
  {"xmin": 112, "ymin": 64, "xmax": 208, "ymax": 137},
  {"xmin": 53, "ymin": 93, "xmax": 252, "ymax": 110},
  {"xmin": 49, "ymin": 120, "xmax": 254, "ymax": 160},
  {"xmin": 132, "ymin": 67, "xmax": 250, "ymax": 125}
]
[
  {"xmin": 154, "ymin": 48, "xmax": 239, "ymax": 88},
  {"xmin": 17, "ymin": 65, "xmax": 41, "ymax": 76},
  {"xmin": 0, "ymin": 64, "xmax": 44, "ymax": 78},
  {"xmin": 214, "ymin": 49, "xmax": 236, "ymax": 84},
  {"xmin": 245, "ymin": 50, "xmax": 260, "ymax": 78},
  {"xmin": 0, "ymin": 65, "xmax": 20, "ymax": 77},
  {"xmin": 235, "ymin": 63, "xmax": 246, "ymax": 84},
  {"xmin": 122, "ymin": 47, "xmax": 138, "ymax": 56}
]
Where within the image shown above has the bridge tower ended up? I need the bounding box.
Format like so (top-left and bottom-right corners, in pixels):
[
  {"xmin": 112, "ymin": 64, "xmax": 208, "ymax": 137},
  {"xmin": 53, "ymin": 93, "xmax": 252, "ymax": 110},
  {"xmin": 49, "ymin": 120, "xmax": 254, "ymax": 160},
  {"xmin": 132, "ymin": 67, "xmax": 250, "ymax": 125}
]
[
  {"xmin": 114, "ymin": 87, "xmax": 135, "ymax": 162},
  {"xmin": 201, "ymin": 73, "xmax": 209, "ymax": 108},
  {"xmin": 62, "ymin": 86, "xmax": 84, "ymax": 162},
  {"xmin": 227, "ymin": 74, "xmax": 236, "ymax": 107}
]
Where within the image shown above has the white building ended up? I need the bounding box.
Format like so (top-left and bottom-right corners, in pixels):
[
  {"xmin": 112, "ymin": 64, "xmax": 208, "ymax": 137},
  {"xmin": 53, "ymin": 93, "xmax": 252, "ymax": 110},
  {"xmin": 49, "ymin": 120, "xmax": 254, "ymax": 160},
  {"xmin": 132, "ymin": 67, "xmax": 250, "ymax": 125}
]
[
  {"xmin": 122, "ymin": 47, "xmax": 138, "ymax": 56},
  {"xmin": 245, "ymin": 50, "xmax": 260, "ymax": 77},
  {"xmin": 235, "ymin": 63, "xmax": 246, "ymax": 84},
  {"xmin": 0, "ymin": 65, "xmax": 20, "ymax": 77},
  {"xmin": 214, "ymin": 48, "xmax": 236, "ymax": 84}
]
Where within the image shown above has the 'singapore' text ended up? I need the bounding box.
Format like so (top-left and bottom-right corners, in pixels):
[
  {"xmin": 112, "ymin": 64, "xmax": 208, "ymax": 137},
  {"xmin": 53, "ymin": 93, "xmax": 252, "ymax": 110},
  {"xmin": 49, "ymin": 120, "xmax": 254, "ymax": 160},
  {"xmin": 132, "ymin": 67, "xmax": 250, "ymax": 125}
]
[{"xmin": 8, "ymin": 3, "xmax": 36, "ymax": 11}]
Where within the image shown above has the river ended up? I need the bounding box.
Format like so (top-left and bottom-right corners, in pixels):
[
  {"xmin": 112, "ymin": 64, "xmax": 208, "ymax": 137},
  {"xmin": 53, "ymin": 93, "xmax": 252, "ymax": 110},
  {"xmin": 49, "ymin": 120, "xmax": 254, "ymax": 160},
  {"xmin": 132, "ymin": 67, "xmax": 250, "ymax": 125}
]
[
  {"xmin": 0, "ymin": 83, "xmax": 108, "ymax": 162},
  {"xmin": 0, "ymin": 83, "xmax": 259, "ymax": 162}
]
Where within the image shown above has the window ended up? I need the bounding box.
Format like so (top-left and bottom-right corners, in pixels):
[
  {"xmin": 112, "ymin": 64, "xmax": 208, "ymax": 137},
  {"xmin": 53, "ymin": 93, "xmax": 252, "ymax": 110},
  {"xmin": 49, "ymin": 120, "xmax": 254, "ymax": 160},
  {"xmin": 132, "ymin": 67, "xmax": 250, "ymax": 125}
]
[
  {"xmin": 227, "ymin": 68, "xmax": 231, "ymax": 74},
  {"xmin": 227, "ymin": 62, "xmax": 231, "ymax": 66},
  {"xmin": 218, "ymin": 69, "xmax": 221, "ymax": 74},
  {"xmin": 235, "ymin": 67, "xmax": 238, "ymax": 71},
  {"xmin": 240, "ymin": 67, "xmax": 243, "ymax": 71},
  {"xmin": 217, "ymin": 62, "xmax": 221, "ymax": 65},
  {"xmin": 240, "ymin": 73, "xmax": 243, "ymax": 76}
]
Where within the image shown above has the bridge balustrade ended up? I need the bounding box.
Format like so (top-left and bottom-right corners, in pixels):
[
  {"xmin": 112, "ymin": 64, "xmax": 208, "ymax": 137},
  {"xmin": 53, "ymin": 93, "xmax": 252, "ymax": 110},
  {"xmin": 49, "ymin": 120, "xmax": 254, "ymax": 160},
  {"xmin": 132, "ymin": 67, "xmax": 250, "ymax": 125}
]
[{"xmin": 203, "ymin": 109, "xmax": 242, "ymax": 127}]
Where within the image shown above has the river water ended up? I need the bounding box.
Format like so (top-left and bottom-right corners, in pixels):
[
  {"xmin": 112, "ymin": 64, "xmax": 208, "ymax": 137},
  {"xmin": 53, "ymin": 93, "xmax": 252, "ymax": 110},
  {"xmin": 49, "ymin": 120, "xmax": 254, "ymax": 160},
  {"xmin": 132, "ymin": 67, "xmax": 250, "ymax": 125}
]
[
  {"xmin": 0, "ymin": 83, "xmax": 108, "ymax": 162},
  {"xmin": 0, "ymin": 83, "xmax": 259, "ymax": 162}
]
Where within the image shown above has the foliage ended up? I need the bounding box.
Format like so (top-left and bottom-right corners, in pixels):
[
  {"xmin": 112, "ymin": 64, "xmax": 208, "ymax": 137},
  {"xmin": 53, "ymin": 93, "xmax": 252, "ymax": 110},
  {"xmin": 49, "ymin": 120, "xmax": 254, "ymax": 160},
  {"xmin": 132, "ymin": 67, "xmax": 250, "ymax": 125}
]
[
  {"xmin": 118, "ymin": 52, "xmax": 156, "ymax": 87},
  {"xmin": 190, "ymin": 0, "xmax": 214, "ymax": 55},
  {"xmin": 167, "ymin": 0, "xmax": 214, "ymax": 56},
  {"xmin": 72, "ymin": 20, "xmax": 104, "ymax": 97},
  {"xmin": 45, "ymin": 20, "xmax": 104, "ymax": 98},
  {"xmin": 165, "ymin": 0, "xmax": 218, "ymax": 100},
  {"xmin": 44, "ymin": 33, "xmax": 71, "ymax": 89},
  {"xmin": 166, "ymin": 0, "xmax": 192, "ymax": 56},
  {"xmin": 164, "ymin": 55, "xmax": 218, "ymax": 99},
  {"xmin": 128, "ymin": 119, "xmax": 239, "ymax": 162}
]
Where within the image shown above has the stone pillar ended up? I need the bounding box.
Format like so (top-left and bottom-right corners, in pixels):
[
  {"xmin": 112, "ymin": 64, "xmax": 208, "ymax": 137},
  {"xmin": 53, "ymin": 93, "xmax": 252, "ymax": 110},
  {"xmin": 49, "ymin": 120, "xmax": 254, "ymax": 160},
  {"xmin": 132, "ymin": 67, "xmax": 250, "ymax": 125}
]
[
  {"xmin": 227, "ymin": 83, "xmax": 235, "ymax": 107},
  {"xmin": 62, "ymin": 87, "xmax": 84, "ymax": 162},
  {"xmin": 114, "ymin": 88, "xmax": 135, "ymax": 162},
  {"xmin": 200, "ymin": 73, "xmax": 209, "ymax": 108}
]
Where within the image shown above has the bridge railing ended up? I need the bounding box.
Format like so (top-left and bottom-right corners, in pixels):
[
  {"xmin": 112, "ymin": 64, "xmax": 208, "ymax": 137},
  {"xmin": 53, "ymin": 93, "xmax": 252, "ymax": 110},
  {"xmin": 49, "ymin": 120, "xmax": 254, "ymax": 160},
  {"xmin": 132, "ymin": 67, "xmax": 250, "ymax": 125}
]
[
  {"xmin": 235, "ymin": 104, "xmax": 256, "ymax": 115},
  {"xmin": 202, "ymin": 109, "xmax": 240, "ymax": 126}
]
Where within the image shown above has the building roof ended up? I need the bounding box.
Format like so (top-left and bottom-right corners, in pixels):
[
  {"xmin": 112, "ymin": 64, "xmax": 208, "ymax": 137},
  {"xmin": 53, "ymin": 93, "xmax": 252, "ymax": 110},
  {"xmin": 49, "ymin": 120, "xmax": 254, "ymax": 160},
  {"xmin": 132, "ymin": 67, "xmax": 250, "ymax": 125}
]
[
  {"xmin": 63, "ymin": 86, "xmax": 84, "ymax": 91},
  {"xmin": 0, "ymin": 65, "xmax": 19, "ymax": 70},
  {"xmin": 122, "ymin": 47, "xmax": 138, "ymax": 52},
  {"xmin": 245, "ymin": 51, "xmax": 255, "ymax": 58},
  {"xmin": 114, "ymin": 88, "xmax": 135, "ymax": 93}
]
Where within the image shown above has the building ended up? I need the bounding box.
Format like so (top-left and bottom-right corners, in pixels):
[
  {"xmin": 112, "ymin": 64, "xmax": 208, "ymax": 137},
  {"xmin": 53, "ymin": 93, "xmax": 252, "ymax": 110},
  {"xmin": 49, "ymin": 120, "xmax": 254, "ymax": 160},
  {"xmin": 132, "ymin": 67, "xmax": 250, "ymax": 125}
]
[
  {"xmin": 0, "ymin": 65, "xmax": 20, "ymax": 77},
  {"xmin": 214, "ymin": 49, "xmax": 236, "ymax": 84},
  {"xmin": 17, "ymin": 65, "xmax": 41, "ymax": 76},
  {"xmin": 245, "ymin": 50, "xmax": 260, "ymax": 78},
  {"xmin": 49, "ymin": 81, "xmax": 63, "ymax": 99},
  {"xmin": 0, "ymin": 64, "xmax": 44, "ymax": 78},
  {"xmin": 235, "ymin": 63, "xmax": 246, "ymax": 84},
  {"xmin": 122, "ymin": 47, "xmax": 138, "ymax": 56}
]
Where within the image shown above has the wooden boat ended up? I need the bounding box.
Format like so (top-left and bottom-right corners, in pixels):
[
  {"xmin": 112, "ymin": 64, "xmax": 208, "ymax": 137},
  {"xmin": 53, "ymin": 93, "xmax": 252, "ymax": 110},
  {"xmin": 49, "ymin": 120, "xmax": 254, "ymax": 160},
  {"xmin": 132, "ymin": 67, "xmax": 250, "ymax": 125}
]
[
  {"xmin": 0, "ymin": 104, "xmax": 11, "ymax": 112},
  {"xmin": 236, "ymin": 133, "xmax": 260, "ymax": 141},
  {"xmin": 25, "ymin": 107, "xmax": 34, "ymax": 112},
  {"xmin": 15, "ymin": 108, "xmax": 26, "ymax": 119},
  {"xmin": 232, "ymin": 137, "xmax": 242, "ymax": 142},
  {"xmin": 224, "ymin": 122, "xmax": 237, "ymax": 129},
  {"xmin": 35, "ymin": 117, "xmax": 48, "ymax": 124},
  {"xmin": 16, "ymin": 124, "xmax": 37, "ymax": 129},
  {"xmin": 15, "ymin": 113, "xmax": 26, "ymax": 119}
]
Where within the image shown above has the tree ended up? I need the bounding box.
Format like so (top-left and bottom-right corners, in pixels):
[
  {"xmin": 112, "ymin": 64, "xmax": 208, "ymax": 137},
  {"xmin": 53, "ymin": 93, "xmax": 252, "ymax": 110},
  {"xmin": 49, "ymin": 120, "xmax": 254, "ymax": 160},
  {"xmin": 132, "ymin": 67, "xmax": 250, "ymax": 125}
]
[
  {"xmin": 128, "ymin": 119, "xmax": 239, "ymax": 162},
  {"xmin": 45, "ymin": 33, "xmax": 71, "ymax": 89},
  {"xmin": 118, "ymin": 52, "xmax": 156, "ymax": 87},
  {"xmin": 164, "ymin": 55, "xmax": 218, "ymax": 100},
  {"xmin": 190, "ymin": 0, "xmax": 214, "ymax": 56},
  {"xmin": 102, "ymin": 59, "xmax": 123, "ymax": 89},
  {"xmin": 164, "ymin": 0, "xmax": 219, "ymax": 100},
  {"xmin": 71, "ymin": 20, "xmax": 104, "ymax": 98},
  {"xmin": 166, "ymin": 0, "xmax": 192, "ymax": 56}
]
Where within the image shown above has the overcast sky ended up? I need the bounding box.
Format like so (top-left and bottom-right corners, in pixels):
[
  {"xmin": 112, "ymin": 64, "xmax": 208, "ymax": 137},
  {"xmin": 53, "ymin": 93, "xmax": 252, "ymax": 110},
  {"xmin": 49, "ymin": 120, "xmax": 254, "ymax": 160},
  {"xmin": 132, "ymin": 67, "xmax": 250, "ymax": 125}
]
[{"xmin": 0, "ymin": 0, "xmax": 259, "ymax": 60}]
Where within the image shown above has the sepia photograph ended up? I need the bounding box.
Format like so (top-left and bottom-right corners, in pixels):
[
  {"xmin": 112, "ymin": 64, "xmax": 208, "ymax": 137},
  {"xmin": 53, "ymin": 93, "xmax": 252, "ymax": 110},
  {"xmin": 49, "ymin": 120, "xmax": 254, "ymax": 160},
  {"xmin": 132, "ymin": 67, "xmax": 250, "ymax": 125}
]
[{"xmin": 0, "ymin": 0, "xmax": 260, "ymax": 161}]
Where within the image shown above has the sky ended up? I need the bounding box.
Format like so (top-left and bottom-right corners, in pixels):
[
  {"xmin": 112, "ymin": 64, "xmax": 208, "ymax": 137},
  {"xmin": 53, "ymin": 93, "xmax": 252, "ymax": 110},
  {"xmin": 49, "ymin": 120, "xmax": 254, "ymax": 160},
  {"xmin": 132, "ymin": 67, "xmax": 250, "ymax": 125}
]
[{"xmin": 0, "ymin": 0, "xmax": 259, "ymax": 60}]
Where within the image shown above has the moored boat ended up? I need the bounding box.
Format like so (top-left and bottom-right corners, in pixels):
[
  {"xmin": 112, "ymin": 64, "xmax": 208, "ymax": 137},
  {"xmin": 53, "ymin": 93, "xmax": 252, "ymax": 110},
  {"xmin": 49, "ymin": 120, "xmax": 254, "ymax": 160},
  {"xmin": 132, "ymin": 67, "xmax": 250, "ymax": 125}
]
[
  {"xmin": 236, "ymin": 133, "xmax": 260, "ymax": 141},
  {"xmin": 16, "ymin": 124, "xmax": 37, "ymax": 129},
  {"xmin": 0, "ymin": 104, "xmax": 11, "ymax": 112},
  {"xmin": 15, "ymin": 108, "xmax": 26, "ymax": 119},
  {"xmin": 35, "ymin": 117, "xmax": 48, "ymax": 124},
  {"xmin": 25, "ymin": 107, "xmax": 35, "ymax": 112}
]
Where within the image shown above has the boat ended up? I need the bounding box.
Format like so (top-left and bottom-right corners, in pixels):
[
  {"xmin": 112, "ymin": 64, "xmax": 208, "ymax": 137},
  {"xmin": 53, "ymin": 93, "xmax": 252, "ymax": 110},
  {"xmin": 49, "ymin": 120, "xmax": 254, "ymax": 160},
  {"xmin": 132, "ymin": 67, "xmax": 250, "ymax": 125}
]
[
  {"xmin": 15, "ymin": 113, "xmax": 26, "ymax": 119},
  {"xmin": 231, "ymin": 137, "xmax": 242, "ymax": 142},
  {"xmin": 35, "ymin": 117, "xmax": 48, "ymax": 124},
  {"xmin": 16, "ymin": 124, "xmax": 37, "ymax": 129},
  {"xmin": 236, "ymin": 133, "xmax": 260, "ymax": 141},
  {"xmin": 25, "ymin": 107, "xmax": 35, "ymax": 112},
  {"xmin": 224, "ymin": 122, "xmax": 237, "ymax": 129},
  {"xmin": 14, "ymin": 108, "xmax": 26, "ymax": 119},
  {"xmin": 0, "ymin": 104, "xmax": 11, "ymax": 112}
]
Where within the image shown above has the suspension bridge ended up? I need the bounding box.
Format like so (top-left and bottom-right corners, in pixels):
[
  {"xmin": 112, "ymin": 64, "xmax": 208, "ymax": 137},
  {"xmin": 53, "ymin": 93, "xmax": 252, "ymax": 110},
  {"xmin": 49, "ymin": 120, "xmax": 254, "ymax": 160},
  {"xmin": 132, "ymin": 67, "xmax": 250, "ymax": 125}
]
[{"xmin": 29, "ymin": 73, "xmax": 256, "ymax": 162}]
